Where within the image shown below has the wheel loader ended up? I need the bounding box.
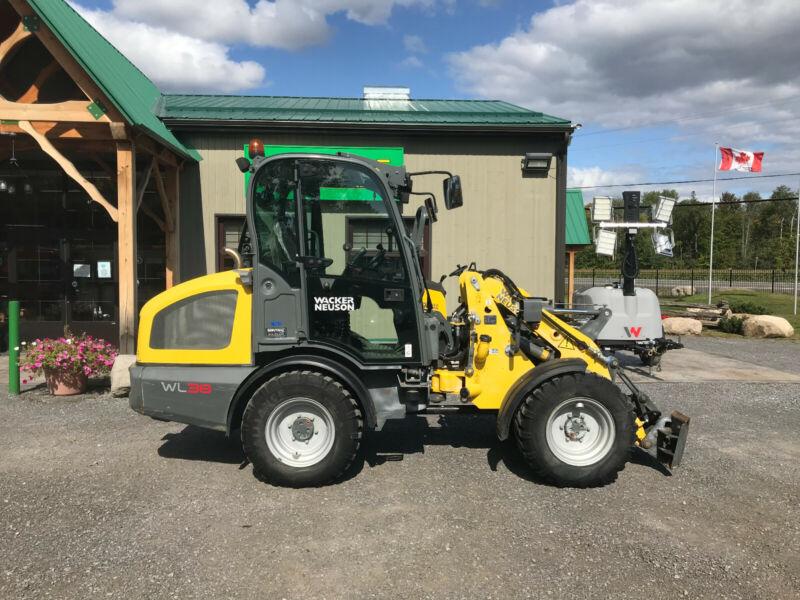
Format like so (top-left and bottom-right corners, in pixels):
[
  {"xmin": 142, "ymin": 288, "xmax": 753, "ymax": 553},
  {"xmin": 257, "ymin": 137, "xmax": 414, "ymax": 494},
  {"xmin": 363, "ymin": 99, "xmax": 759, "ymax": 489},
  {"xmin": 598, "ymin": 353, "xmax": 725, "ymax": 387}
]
[{"xmin": 129, "ymin": 142, "xmax": 689, "ymax": 487}]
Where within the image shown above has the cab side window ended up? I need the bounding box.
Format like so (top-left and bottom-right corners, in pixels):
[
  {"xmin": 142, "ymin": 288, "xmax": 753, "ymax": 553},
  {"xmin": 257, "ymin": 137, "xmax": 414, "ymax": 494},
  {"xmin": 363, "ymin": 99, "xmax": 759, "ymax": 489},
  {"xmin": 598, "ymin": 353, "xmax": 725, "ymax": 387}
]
[{"xmin": 251, "ymin": 159, "xmax": 300, "ymax": 288}]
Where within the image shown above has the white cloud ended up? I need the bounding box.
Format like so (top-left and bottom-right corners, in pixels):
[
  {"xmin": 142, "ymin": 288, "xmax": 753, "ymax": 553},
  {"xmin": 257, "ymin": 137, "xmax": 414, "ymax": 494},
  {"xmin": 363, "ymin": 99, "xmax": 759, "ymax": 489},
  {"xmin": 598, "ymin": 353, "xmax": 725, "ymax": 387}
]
[
  {"xmin": 401, "ymin": 55, "xmax": 424, "ymax": 68},
  {"xmin": 403, "ymin": 34, "xmax": 427, "ymax": 54},
  {"xmin": 448, "ymin": 0, "xmax": 800, "ymax": 146},
  {"xmin": 568, "ymin": 165, "xmax": 644, "ymax": 190},
  {"xmin": 111, "ymin": 0, "xmax": 443, "ymax": 50},
  {"xmin": 70, "ymin": 0, "xmax": 451, "ymax": 93},
  {"xmin": 73, "ymin": 3, "xmax": 265, "ymax": 93}
]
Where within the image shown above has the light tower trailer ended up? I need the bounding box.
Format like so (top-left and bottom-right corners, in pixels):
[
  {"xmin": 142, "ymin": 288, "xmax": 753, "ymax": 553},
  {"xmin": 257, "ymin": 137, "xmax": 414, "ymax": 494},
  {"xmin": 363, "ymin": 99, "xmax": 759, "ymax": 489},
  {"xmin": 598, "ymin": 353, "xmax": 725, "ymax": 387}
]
[{"xmin": 573, "ymin": 191, "xmax": 682, "ymax": 368}]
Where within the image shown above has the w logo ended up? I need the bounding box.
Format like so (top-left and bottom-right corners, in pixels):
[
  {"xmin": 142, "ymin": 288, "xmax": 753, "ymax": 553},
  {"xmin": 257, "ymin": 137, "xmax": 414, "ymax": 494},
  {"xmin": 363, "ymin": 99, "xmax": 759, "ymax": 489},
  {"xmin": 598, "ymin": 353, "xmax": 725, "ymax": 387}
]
[{"xmin": 624, "ymin": 326, "xmax": 642, "ymax": 338}]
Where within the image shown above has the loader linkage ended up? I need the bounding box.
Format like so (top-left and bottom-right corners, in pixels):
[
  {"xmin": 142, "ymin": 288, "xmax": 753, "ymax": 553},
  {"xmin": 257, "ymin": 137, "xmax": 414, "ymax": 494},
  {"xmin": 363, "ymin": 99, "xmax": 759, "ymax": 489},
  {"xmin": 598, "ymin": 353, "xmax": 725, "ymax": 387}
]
[{"xmin": 615, "ymin": 367, "xmax": 691, "ymax": 470}]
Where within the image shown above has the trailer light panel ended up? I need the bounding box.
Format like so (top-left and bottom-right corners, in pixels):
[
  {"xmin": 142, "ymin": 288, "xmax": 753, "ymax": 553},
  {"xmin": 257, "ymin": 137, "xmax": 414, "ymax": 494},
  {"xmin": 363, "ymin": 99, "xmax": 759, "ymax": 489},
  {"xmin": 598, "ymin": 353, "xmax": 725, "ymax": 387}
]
[
  {"xmin": 654, "ymin": 196, "xmax": 676, "ymax": 224},
  {"xmin": 652, "ymin": 231, "xmax": 674, "ymax": 257},
  {"xmin": 595, "ymin": 228, "xmax": 617, "ymax": 256},
  {"xmin": 591, "ymin": 196, "xmax": 613, "ymax": 222}
]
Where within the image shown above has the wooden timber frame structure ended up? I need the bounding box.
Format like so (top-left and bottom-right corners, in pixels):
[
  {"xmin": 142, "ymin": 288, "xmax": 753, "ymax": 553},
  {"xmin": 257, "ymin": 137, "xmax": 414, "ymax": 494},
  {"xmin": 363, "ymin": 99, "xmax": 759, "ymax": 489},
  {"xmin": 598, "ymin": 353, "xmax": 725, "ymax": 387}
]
[{"xmin": 0, "ymin": 0, "xmax": 185, "ymax": 353}]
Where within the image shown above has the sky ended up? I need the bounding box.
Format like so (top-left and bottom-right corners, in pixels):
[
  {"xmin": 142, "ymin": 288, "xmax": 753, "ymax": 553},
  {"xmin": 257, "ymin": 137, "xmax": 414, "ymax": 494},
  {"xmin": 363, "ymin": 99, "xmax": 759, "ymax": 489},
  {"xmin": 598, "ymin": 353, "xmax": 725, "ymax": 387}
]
[{"xmin": 71, "ymin": 0, "xmax": 800, "ymax": 202}]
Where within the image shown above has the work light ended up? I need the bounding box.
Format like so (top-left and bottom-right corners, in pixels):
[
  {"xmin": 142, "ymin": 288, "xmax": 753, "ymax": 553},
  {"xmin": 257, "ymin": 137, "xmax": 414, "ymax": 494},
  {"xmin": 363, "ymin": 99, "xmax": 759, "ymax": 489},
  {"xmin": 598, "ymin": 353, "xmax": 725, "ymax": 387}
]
[
  {"xmin": 652, "ymin": 231, "xmax": 674, "ymax": 257},
  {"xmin": 594, "ymin": 228, "xmax": 617, "ymax": 256},
  {"xmin": 591, "ymin": 196, "xmax": 613, "ymax": 222},
  {"xmin": 654, "ymin": 196, "xmax": 676, "ymax": 224},
  {"xmin": 520, "ymin": 152, "xmax": 552, "ymax": 172}
]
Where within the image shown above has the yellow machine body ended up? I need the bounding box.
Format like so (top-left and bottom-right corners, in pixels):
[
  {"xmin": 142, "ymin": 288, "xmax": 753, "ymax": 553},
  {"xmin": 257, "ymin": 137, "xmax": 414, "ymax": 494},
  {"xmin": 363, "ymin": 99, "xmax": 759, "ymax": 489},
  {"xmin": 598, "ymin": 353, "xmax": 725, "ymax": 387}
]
[
  {"xmin": 431, "ymin": 270, "xmax": 611, "ymax": 410},
  {"xmin": 137, "ymin": 270, "xmax": 253, "ymax": 365},
  {"xmin": 422, "ymin": 287, "xmax": 447, "ymax": 317}
]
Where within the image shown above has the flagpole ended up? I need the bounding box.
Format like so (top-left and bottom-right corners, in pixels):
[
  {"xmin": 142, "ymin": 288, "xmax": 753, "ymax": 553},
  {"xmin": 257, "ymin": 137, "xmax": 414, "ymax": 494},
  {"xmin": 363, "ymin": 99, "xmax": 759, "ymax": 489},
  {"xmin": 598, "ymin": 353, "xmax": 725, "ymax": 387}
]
[
  {"xmin": 708, "ymin": 142, "xmax": 719, "ymax": 305},
  {"xmin": 793, "ymin": 175, "xmax": 799, "ymax": 315}
]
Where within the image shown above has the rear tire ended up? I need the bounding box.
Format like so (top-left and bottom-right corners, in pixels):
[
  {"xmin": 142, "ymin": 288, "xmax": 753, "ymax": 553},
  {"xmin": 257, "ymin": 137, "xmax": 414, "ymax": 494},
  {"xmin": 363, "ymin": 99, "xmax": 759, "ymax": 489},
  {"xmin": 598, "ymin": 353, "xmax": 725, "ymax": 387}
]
[
  {"xmin": 513, "ymin": 372, "xmax": 633, "ymax": 487},
  {"xmin": 241, "ymin": 370, "xmax": 363, "ymax": 487}
]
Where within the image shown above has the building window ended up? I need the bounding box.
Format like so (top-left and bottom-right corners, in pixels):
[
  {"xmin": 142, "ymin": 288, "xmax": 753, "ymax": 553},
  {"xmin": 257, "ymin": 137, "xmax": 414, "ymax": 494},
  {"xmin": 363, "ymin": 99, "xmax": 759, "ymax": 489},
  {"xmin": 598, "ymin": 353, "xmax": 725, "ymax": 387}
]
[
  {"xmin": 216, "ymin": 215, "xmax": 245, "ymax": 271},
  {"xmin": 346, "ymin": 216, "xmax": 430, "ymax": 280}
]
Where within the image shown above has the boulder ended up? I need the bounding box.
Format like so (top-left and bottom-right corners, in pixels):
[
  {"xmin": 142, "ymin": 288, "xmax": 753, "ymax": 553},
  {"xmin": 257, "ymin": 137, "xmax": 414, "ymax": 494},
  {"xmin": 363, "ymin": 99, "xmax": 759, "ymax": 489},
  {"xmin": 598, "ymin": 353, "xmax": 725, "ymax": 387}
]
[
  {"xmin": 741, "ymin": 315, "xmax": 795, "ymax": 338},
  {"xmin": 663, "ymin": 316, "xmax": 702, "ymax": 336},
  {"xmin": 670, "ymin": 285, "xmax": 695, "ymax": 297},
  {"xmin": 110, "ymin": 354, "xmax": 137, "ymax": 397}
]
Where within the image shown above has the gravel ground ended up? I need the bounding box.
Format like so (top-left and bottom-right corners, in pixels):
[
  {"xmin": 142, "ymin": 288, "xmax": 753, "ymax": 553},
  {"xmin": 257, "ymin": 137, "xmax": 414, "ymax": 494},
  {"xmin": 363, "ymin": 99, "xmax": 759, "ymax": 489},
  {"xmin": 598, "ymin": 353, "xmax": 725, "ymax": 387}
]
[{"xmin": 1, "ymin": 343, "xmax": 799, "ymax": 599}]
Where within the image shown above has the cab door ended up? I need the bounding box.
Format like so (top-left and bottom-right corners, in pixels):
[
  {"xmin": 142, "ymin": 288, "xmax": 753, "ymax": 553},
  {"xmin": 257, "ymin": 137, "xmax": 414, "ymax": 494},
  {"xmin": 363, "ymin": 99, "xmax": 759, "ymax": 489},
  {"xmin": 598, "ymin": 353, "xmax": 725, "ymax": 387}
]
[
  {"xmin": 248, "ymin": 158, "xmax": 306, "ymax": 349},
  {"xmin": 295, "ymin": 157, "xmax": 422, "ymax": 364}
]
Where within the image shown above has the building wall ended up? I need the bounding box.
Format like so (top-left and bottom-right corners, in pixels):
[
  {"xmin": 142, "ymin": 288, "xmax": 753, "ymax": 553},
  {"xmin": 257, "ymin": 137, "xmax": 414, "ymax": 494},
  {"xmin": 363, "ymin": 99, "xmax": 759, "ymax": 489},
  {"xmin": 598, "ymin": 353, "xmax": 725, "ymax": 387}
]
[{"xmin": 178, "ymin": 130, "xmax": 565, "ymax": 299}]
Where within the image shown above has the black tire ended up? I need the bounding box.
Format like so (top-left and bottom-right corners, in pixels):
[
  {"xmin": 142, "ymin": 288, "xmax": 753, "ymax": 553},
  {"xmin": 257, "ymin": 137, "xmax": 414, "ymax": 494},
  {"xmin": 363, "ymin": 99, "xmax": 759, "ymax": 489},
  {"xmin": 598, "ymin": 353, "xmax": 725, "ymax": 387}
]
[
  {"xmin": 241, "ymin": 370, "xmax": 363, "ymax": 487},
  {"xmin": 513, "ymin": 372, "xmax": 633, "ymax": 487}
]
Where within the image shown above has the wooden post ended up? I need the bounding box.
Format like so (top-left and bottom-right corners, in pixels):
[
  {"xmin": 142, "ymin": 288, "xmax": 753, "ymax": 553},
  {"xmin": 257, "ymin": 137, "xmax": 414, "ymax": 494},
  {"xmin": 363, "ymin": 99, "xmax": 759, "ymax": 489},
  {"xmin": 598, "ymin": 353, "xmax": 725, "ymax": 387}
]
[
  {"xmin": 164, "ymin": 164, "xmax": 180, "ymax": 288},
  {"xmin": 567, "ymin": 250, "xmax": 576, "ymax": 307},
  {"xmin": 116, "ymin": 142, "xmax": 137, "ymax": 354}
]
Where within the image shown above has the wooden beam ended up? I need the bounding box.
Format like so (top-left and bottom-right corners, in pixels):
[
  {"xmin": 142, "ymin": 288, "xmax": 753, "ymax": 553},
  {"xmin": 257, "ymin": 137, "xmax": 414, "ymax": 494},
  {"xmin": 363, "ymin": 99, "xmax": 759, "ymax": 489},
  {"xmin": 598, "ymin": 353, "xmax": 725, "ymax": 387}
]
[
  {"xmin": 0, "ymin": 98, "xmax": 112, "ymax": 122},
  {"xmin": 135, "ymin": 134, "xmax": 178, "ymax": 168},
  {"xmin": 109, "ymin": 122, "xmax": 127, "ymax": 140},
  {"xmin": 0, "ymin": 121, "xmax": 114, "ymax": 140},
  {"xmin": 152, "ymin": 160, "xmax": 174, "ymax": 232},
  {"xmin": 8, "ymin": 0, "xmax": 125, "ymax": 123},
  {"xmin": 0, "ymin": 21, "xmax": 31, "ymax": 66},
  {"xmin": 18, "ymin": 119, "xmax": 118, "ymax": 221},
  {"xmin": 135, "ymin": 156, "xmax": 155, "ymax": 212},
  {"xmin": 116, "ymin": 141, "xmax": 137, "ymax": 354},
  {"xmin": 18, "ymin": 59, "xmax": 60, "ymax": 103},
  {"xmin": 164, "ymin": 165, "xmax": 180, "ymax": 287}
]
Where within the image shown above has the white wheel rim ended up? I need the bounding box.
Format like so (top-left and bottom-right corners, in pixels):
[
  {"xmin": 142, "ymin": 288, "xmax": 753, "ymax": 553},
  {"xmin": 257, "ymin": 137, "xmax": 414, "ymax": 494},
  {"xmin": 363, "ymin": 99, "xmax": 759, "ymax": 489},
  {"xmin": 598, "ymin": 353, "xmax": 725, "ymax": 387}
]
[
  {"xmin": 265, "ymin": 398, "xmax": 336, "ymax": 467},
  {"xmin": 545, "ymin": 397, "xmax": 616, "ymax": 467}
]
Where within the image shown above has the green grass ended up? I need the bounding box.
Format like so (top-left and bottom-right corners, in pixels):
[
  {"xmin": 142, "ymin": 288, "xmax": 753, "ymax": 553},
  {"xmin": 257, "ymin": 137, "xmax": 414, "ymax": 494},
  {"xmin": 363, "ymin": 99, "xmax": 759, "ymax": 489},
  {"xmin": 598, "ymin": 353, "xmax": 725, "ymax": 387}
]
[{"xmin": 669, "ymin": 289, "xmax": 800, "ymax": 337}]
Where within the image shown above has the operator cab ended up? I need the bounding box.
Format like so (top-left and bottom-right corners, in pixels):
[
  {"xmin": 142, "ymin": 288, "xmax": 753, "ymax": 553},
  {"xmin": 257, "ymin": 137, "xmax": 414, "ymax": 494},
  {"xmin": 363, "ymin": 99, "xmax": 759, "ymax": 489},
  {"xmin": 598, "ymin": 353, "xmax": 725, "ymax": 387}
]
[{"xmin": 236, "ymin": 143, "xmax": 463, "ymax": 368}]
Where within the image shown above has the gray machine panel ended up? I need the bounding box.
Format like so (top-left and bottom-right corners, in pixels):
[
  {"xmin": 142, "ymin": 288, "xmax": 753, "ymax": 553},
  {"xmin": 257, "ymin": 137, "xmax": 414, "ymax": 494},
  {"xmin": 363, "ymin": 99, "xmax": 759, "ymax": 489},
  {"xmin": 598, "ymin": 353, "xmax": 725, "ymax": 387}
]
[
  {"xmin": 574, "ymin": 286, "xmax": 664, "ymax": 343},
  {"xmin": 134, "ymin": 364, "xmax": 257, "ymax": 431}
]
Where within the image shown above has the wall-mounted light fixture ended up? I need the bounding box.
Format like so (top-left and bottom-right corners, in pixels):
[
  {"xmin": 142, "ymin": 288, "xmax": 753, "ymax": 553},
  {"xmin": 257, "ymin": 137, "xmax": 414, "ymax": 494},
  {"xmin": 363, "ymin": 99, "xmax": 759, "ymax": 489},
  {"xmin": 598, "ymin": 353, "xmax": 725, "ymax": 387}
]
[{"xmin": 521, "ymin": 152, "xmax": 552, "ymax": 173}]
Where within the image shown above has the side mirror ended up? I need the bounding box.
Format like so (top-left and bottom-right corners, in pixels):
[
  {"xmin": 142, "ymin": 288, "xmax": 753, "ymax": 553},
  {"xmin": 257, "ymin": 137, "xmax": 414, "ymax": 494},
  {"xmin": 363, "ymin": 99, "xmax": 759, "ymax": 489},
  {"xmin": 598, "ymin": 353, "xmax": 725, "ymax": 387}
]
[{"xmin": 443, "ymin": 175, "xmax": 463, "ymax": 210}]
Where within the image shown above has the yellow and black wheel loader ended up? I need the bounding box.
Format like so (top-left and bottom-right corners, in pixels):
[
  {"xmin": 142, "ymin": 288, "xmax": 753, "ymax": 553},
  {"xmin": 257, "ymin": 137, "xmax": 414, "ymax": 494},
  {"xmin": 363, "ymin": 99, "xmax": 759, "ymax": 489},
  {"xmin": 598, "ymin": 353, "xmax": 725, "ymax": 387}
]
[{"xmin": 130, "ymin": 142, "xmax": 689, "ymax": 488}]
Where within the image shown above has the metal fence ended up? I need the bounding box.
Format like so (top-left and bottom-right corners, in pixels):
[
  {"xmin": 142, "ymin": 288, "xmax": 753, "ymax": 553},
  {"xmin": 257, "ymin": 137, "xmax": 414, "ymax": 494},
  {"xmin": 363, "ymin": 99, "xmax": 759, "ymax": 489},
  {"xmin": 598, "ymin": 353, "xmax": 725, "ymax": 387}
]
[{"xmin": 571, "ymin": 268, "xmax": 798, "ymax": 296}]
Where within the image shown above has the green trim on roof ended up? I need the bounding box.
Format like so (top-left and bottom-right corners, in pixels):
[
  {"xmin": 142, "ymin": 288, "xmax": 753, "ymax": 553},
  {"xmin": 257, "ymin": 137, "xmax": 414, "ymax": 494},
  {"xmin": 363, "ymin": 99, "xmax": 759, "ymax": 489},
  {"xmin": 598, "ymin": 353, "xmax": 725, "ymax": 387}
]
[
  {"xmin": 566, "ymin": 189, "xmax": 591, "ymax": 247},
  {"xmin": 26, "ymin": 0, "xmax": 199, "ymax": 161},
  {"xmin": 160, "ymin": 95, "xmax": 571, "ymax": 127}
]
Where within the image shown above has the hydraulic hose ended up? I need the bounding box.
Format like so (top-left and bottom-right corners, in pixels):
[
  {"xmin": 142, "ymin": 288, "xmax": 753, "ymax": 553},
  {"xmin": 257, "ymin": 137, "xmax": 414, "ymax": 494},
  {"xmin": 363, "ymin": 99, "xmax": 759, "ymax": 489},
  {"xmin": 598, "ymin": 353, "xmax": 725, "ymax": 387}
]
[{"xmin": 481, "ymin": 268, "xmax": 525, "ymax": 299}]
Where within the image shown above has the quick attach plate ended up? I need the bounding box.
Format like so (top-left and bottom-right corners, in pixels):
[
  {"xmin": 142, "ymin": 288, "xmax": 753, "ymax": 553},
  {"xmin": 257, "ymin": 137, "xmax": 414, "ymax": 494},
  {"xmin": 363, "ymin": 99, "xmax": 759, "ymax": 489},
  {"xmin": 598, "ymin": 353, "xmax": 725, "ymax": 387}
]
[{"xmin": 656, "ymin": 411, "xmax": 690, "ymax": 469}]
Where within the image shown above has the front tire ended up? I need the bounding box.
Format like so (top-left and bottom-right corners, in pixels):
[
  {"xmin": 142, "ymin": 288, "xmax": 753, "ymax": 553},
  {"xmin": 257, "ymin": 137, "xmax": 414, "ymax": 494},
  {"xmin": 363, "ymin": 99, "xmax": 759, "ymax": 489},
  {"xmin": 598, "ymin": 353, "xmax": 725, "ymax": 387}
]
[
  {"xmin": 241, "ymin": 370, "xmax": 363, "ymax": 487},
  {"xmin": 513, "ymin": 372, "xmax": 633, "ymax": 487}
]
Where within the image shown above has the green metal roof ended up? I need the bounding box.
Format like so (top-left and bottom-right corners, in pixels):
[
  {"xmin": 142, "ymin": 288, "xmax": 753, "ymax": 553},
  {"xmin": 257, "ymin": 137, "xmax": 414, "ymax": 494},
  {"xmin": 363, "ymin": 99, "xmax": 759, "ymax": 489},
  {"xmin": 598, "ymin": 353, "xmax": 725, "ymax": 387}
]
[
  {"xmin": 566, "ymin": 189, "xmax": 591, "ymax": 247},
  {"xmin": 26, "ymin": 0, "xmax": 200, "ymax": 161},
  {"xmin": 159, "ymin": 95, "xmax": 571, "ymax": 127}
]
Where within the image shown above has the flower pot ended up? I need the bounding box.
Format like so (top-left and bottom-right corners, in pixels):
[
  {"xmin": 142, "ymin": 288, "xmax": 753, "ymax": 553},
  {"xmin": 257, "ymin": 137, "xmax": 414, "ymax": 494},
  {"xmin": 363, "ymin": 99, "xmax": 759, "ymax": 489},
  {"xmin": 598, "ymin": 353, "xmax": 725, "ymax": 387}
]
[{"xmin": 44, "ymin": 368, "xmax": 88, "ymax": 396}]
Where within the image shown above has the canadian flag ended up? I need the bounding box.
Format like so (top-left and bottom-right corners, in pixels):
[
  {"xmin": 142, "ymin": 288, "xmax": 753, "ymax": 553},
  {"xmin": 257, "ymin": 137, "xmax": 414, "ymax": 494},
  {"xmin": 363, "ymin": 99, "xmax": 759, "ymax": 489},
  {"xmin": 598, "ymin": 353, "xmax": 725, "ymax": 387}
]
[{"xmin": 719, "ymin": 147, "xmax": 764, "ymax": 172}]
